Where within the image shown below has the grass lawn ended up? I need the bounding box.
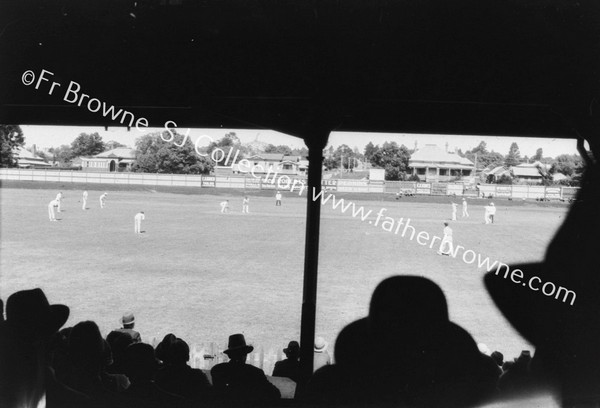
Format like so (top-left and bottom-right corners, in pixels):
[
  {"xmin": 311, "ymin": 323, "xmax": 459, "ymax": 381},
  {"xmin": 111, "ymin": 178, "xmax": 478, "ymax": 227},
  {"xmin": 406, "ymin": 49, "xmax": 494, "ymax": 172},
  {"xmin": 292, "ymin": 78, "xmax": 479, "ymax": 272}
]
[{"xmin": 0, "ymin": 186, "xmax": 569, "ymax": 363}]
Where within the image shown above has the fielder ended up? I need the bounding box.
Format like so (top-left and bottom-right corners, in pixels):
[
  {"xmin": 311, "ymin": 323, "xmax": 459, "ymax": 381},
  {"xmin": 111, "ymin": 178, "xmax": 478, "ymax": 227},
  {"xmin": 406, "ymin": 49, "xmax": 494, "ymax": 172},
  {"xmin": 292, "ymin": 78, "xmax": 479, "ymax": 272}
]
[
  {"xmin": 437, "ymin": 222, "xmax": 454, "ymax": 256},
  {"xmin": 242, "ymin": 196, "xmax": 250, "ymax": 214},
  {"xmin": 82, "ymin": 190, "xmax": 88, "ymax": 210},
  {"xmin": 56, "ymin": 192, "xmax": 63, "ymax": 212},
  {"xmin": 48, "ymin": 199, "xmax": 59, "ymax": 221},
  {"xmin": 99, "ymin": 192, "xmax": 107, "ymax": 209},
  {"xmin": 220, "ymin": 200, "xmax": 229, "ymax": 213},
  {"xmin": 451, "ymin": 202, "xmax": 458, "ymax": 221},
  {"xmin": 488, "ymin": 202, "xmax": 496, "ymax": 223},
  {"xmin": 134, "ymin": 211, "xmax": 145, "ymax": 234},
  {"xmin": 462, "ymin": 198, "xmax": 469, "ymax": 217},
  {"xmin": 275, "ymin": 191, "xmax": 282, "ymax": 206}
]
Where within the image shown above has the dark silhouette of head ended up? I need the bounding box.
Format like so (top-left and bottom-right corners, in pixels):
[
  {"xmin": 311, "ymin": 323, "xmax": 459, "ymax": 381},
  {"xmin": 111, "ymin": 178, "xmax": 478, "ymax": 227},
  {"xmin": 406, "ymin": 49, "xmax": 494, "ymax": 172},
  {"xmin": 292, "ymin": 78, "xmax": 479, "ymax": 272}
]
[
  {"xmin": 124, "ymin": 343, "xmax": 158, "ymax": 383},
  {"xmin": 68, "ymin": 321, "xmax": 104, "ymax": 376},
  {"xmin": 155, "ymin": 333, "xmax": 177, "ymax": 364},
  {"xmin": 170, "ymin": 338, "xmax": 190, "ymax": 365},
  {"xmin": 283, "ymin": 341, "xmax": 300, "ymax": 360},
  {"xmin": 224, "ymin": 333, "xmax": 253, "ymax": 363}
]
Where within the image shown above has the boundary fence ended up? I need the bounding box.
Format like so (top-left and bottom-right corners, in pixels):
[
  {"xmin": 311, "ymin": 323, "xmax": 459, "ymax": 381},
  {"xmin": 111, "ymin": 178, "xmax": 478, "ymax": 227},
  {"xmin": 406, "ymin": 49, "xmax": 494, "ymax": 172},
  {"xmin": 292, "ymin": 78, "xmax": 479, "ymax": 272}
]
[{"xmin": 0, "ymin": 169, "xmax": 579, "ymax": 200}]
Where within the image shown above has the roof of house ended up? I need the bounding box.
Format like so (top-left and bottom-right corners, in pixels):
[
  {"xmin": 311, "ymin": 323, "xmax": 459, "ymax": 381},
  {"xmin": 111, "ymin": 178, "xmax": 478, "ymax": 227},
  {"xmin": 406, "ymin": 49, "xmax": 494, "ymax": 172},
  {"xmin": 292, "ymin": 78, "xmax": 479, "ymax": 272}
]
[
  {"xmin": 14, "ymin": 147, "xmax": 52, "ymax": 167},
  {"xmin": 248, "ymin": 153, "xmax": 285, "ymax": 161},
  {"xmin": 409, "ymin": 144, "xmax": 475, "ymax": 167},
  {"xmin": 94, "ymin": 148, "xmax": 136, "ymax": 159},
  {"xmin": 511, "ymin": 166, "xmax": 542, "ymax": 177}
]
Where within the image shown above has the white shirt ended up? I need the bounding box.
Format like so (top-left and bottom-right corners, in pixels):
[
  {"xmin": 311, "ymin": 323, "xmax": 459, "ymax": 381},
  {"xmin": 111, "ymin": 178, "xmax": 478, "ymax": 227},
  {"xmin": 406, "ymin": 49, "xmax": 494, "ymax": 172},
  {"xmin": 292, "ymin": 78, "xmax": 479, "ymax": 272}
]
[
  {"xmin": 100, "ymin": 194, "xmax": 107, "ymax": 200},
  {"xmin": 489, "ymin": 206, "xmax": 497, "ymax": 215},
  {"xmin": 276, "ymin": 193, "xmax": 282, "ymax": 200},
  {"xmin": 134, "ymin": 213, "xmax": 145, "ymax": 222},
  {"xmin": 49, "ymin": 199, "xmax": 59, "ymax": 207},
  {"xmin": 83, "ymin": 191, "xmax": 88, "ymax": 199},
  {"xmin": 56, "ymin": 193, "xmax": 62, "ymax": 200},
  {"xmin": 443, "ymin": 226, "xmax": 453, "ymax": 237}
]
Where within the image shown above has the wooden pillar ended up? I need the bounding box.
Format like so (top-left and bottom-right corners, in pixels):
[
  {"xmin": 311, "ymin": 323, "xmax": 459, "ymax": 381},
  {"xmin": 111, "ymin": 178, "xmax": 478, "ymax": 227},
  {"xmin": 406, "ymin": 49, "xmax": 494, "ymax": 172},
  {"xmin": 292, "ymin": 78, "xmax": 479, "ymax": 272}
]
[{"xmin": 298, "ymin": 136, "xmax": 326, "ymax": 387}]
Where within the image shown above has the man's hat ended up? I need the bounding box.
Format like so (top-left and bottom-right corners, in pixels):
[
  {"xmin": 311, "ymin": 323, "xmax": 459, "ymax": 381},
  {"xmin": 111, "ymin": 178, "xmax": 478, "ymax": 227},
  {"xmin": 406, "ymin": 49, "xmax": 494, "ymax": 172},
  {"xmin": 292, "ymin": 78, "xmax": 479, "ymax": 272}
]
[
  {"xmin": 120, "ymin": 312, "xmax": 135, "ymax": 326},
  {"xmin": 314, "ymin": 336, "xmax": 328, "ymax": 352},
  {"xmin": 6, "ymin": 288, "xmax": 69, "ymax": 337},
  {"xmin": 484, "ymin": 161, "xmax": 600, "ymax": 399},
  {"xmin": 224, "ymin": 333, "xmax": 253, "ymax": 355},
  {"xmin": 283, "ymin": 340, "xmax": 300, "ymax": 355}
]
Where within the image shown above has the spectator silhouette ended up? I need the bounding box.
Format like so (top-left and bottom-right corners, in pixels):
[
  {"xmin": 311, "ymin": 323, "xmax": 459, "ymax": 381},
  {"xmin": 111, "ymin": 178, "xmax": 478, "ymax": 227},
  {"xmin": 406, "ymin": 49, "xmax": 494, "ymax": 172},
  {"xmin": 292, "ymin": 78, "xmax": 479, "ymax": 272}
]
[
  {"xmin": 154, "ymin": 337, "xmax": 212, "ymax": 400},
  {"xmin": 304, "ymin": 276, "xmax": 497, "ymax": 407},
  {"xmin": 155, "ymin": 333, "xmax": 177, "ymax": 366},
  {"xmin": 105, "ymin": 330, "xmax": 134, "ymax": 375},
  {"xmin": 491, "ymin": 351, "xmax": 504, "ymax": 369},
  {"xmin": 114, "ymin": 312, "xmax": 141, "ymax": 343},
  {"xmin": 484, "ymin": 158, "xmax": 600, "ymax": 404},
  {"xmin": 0, "ymin": 288, "xmax": 87, "ymax": 408},
  {"xmin": 497, "ymin": 350, "xmax": 534, "ymax": 394},
  {"xmin": 211, "ymin": 333, "xmax": 281, "ymax": 404},
  {"xmin": 121, "ymin": 342, "xmax": 182, "ymax": 405},
  {"xmin": 272, "ymin": 340, "xmax": 301, "ymax": 383}
]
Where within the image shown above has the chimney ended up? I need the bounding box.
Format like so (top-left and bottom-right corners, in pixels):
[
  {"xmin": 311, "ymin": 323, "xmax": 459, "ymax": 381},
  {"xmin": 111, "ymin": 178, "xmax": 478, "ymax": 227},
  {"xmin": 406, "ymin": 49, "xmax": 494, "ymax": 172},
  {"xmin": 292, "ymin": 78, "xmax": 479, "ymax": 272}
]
[
  {"xmin": 445, "ymin": 142, "xmax": 449, "ymax": 152},
  {"xmin": 32, "ymin": 144, "xmax": 37, "ymax": 156}
]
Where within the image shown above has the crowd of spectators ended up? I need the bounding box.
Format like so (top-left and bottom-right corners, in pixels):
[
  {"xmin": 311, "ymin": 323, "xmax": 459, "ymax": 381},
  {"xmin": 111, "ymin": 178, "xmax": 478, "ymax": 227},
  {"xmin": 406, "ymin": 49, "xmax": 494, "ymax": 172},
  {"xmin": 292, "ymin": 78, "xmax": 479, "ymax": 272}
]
[{"xmin": 0, "ymin": 280, "xmax": 560, "ymax": 408}]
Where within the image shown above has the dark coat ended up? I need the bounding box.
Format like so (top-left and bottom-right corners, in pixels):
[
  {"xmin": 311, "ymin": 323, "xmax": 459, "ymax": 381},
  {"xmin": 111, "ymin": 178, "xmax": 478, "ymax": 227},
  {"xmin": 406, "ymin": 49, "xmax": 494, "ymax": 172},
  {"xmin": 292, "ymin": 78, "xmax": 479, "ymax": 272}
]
[
  {"xmin": 272, "ymin": 358, "xmax": 300, "ymax": 383},
  {"xmin": 155, "ymin": 364, "xmax": 212, "ymax": 400},
  {"xmin": 211, "ymin": 361, "xmax": 280, "ymax": 403}
]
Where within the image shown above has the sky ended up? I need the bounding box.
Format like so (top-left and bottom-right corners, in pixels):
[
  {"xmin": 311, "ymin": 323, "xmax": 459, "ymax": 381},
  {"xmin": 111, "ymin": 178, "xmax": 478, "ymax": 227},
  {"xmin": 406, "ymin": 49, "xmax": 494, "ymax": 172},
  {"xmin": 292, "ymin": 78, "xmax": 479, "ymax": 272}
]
[{"xmin": 21, "ymin": 125, "xmax": 580, "ymax": 159}]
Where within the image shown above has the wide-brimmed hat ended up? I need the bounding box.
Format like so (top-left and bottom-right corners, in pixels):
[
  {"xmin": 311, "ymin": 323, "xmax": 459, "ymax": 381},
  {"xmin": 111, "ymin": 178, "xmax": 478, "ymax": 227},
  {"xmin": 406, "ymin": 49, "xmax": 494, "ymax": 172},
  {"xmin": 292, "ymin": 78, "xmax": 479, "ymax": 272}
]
[
  {"xmin": 224, "ymin": 333, "xmax": 253, "ymax": 355},
  {"xmin": 484, "ymin": 161, "xmax": 600, "ymax": 400},
  {"xmin": 314, "ymin": 336, "xmax": 328, "ymax": 352},
  {"xmin": 6, "ymin": 288, "xmax": 69, "ymax": 337},
  {"xmin": 120, "ymin": 312, "xmax": 135, "ymax": 325},
  {"xmin": 283, "ymin": 340, "xmax": 300, "ymax": 355}
]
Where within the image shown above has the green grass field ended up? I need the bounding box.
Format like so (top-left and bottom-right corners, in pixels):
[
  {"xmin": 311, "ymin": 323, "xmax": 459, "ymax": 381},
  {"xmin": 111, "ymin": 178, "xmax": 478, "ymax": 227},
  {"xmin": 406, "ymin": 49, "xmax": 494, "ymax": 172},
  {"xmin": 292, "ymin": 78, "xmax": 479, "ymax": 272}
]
[{"xmin": 0, "ymin": 185, "xmax": 569, "ymax": 361}]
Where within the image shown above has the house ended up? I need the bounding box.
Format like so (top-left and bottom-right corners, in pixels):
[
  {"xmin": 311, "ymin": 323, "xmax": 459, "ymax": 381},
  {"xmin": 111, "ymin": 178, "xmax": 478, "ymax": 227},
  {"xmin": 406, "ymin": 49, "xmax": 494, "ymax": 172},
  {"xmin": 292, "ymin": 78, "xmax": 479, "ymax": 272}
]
[
  {"xmin": 80, "ymin": 148, "xmax": 136, "ymax": 172},
  {"xmin": 484, "ymin": 166, "xmax": 511, "ymax": 182},
  {"xmin": 14, "ymin": 146, "xmax": 52, "ymax": 168},
  {"xmin": 408, "ymin": 144, "xmax": 475, "ymax": 182},
  {"xmin": 215, "ymin": 153, "xmax": 303, "ymax": 176},
  {"xmin": 511, "ymin": 164, "xmax": 544, "ymax": 183}
]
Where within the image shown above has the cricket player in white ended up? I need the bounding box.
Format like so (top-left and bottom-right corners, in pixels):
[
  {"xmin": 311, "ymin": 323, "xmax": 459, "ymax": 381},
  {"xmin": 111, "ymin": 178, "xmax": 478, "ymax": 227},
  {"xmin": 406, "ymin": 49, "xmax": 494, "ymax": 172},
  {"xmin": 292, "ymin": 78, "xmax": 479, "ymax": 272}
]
[
  {"xmin": 56, "ymin": 192, "xmax": 63, "ymax": 212},
  {"xmin": 134, "ymin": 211, "xmax": 145, "ymax": 234},
  {"xmin": 82, "ymin": 190, "xmax": 88, "ymax": 210},
  {"xmin": 462, "ymin": 198, "xmax": 469, "ymax": 217},
  {"xmin": 488, "ymin": 203, "xmax": 496, "ymax": 223},
  {"xmin": 484, "ymin": 203, "xmax": 492, "ymax": 224},
  {"xmin": 451, "ymin": 202, "xmax": 458, "ymax": 221},
  {"xmin": 220, "ymin": 200, "xmax": 229, "ymax": 213},
  {"xmin": 242, "ymin": 196, "xmax": 249, "ymax": 214},
  {"xmin": 99, "ymin": 192, "xmax": 107, "ymax": 209},
  {"xmin": 437, "ymin": 222, "xmax": 454, "ymax": 256},
  {"xmin": 48, "ymin": 199, "xmax": 59, "ymax": 221},
  {"xmin": 275, "ymin": 191, "xmax": 282, "ymax": 206}
]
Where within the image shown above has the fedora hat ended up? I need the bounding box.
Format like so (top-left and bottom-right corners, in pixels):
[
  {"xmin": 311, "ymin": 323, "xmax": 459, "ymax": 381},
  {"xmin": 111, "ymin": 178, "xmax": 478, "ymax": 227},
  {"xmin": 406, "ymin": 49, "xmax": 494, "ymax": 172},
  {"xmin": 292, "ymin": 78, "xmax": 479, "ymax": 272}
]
[
  {"xmin": 6, "ymin": 288, "xmax": 69, "ymax": 337},
  {"xmin": 283, "ymin": 340, "xmax": 300, "ymax": 355},
  {"xmin": 224, "ymin": 333, "xmax": 253, "ymax": 355},
  {"xmin": 120, "ymin": 312, "xmax": 135, "ymax": 326}
]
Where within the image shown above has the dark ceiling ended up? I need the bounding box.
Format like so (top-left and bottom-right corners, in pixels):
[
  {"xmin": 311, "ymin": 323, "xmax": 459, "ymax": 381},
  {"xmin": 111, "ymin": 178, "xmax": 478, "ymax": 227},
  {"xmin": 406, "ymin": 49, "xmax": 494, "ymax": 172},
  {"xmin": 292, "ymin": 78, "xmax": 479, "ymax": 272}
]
[{"xmin": 1, "ymin": 0, "xmax": 599, "ymax": 149}]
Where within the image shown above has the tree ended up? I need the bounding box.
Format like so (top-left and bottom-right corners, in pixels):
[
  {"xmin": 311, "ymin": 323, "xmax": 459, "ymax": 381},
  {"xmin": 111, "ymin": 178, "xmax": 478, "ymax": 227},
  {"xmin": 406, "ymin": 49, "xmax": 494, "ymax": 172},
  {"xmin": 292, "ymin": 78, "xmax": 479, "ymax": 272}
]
[
  {"xmin": 291, "ymin": 147, "xmax": 308, "ymax": 157},
  {"xmin": 550, "ymin": 154, "xmax": 584, "ymax": 177},
  {"xmin": 333, "ymin": 144, "xmax": 358, "ymax": 170},
  {"xmin": 369, "ymin": 141, "xmax": 411, "ymax": 180},
  {"xmin": 132, "ymin": 132, "xmax": 212, "ymax": 174},
  {"xmin": 264, "ymin": 144, "xmax": 292, "ymax": 155},
  {"xmin": 206, "ymin": 132, "xmax": 247, "ymax": 161},
  {"xmin": 364, "ymin": 142, "xmax": 378, "ymax": 162},
  {"xmin": 0, "ymin": 125, "xmax": 25, "ymax": 167},
  {"xmin": 504, "ymin": 142, "xmax": 521, "ymax": 167},
  {"xmin": 532, "ymin": 148, "xmax": 543, "ymax": 162},
  {"xmin": 105, "ymin": 140, "xmax": 128, "ymax": 150},
  {"xmin": 71, "ymin": 132, "xmax": 105, "ymax": 157},
  {"xmin": 48, "ymin": 145, "xmax": 75, "ymax": 166}
]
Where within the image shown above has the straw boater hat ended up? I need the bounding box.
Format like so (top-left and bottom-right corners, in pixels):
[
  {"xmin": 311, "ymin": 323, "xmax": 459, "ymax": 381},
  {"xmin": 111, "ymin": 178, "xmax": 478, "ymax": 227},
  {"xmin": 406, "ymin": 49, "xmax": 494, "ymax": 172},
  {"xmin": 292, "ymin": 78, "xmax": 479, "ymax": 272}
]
[
  {"xmin": 314, "ymin": 336, "xmax": 328, "ymax": 352},
  {"xmin": 120, "ymin": 312, "xmax": 135, "ymax": 326},
  {"xmin": 224, "ymin": 333, "xmax": 254, "ymax": 355},
  {"xmin": 6, "ymin": 288, "xmax": 69, "ymax": 337}
]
